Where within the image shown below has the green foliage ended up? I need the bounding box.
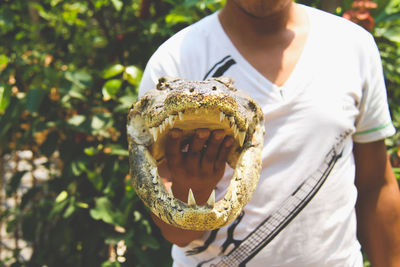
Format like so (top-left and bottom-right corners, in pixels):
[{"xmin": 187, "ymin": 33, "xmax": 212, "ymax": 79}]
[
  {"xmin": 374, "ymin": 0, "xmax": 400, "ymax": 167},
  {"xmin": 0, "ymin": 0, "xmax": 399, "ymax": 266},
  {"xmin": 0, "ymin": 0, "xmax": 226, "ymax": 266}
]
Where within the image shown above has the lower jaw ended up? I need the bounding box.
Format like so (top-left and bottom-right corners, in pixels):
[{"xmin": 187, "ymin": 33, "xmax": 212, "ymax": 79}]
[{"xmin": 129, "ymin": 123, "xmax": 264, "ymax": 231}]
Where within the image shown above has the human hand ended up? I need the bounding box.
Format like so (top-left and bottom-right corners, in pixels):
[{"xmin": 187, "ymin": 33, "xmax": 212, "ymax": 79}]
[{"xmin": 164, "ymin": 128, "xmax": 234, "ymax": 205}]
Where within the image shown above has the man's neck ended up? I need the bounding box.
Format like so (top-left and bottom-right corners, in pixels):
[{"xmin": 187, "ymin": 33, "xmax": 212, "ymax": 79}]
[
  {"xmin": 218, "ymin": 1, "xmax": 301, "ymax": 42},
  {"xmin": 217, "ymin": 1, "xmax": 310, "ymax": 86}
]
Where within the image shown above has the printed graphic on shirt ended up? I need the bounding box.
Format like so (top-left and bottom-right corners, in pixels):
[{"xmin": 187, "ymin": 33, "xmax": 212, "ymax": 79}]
[
  {"xmin": 203, "ymin": 56, "xmax": 236, "ymax": 79},
  {"xmin": 187, "ymin": 131, "xmax": 352, "ymax": 267}
]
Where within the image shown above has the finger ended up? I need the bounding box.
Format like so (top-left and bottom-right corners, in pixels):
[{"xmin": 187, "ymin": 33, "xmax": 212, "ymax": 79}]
[
  {"xmin": 201, "ymin": 130, "xmax": 226, "ymax": 172},
  {"xmin": 215, "ymin": 136, "xmax": 234, "ymax": 173},
  {"xmin": 165, "ymin": 129, "xmax": 184, "ymax": 170},
  {"xmin": 186, "ymin": 129, "xmax": 210, "ymax": 174}
]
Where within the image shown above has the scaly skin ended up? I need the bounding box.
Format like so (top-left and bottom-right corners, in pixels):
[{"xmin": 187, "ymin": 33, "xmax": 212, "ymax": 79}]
[{"xmin": 127, "ymin": 77, "xmax": 264, "ymax": 231}]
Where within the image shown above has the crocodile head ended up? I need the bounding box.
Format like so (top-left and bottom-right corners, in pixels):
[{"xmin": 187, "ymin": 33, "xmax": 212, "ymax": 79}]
[{"xmin": 127, "ymin": 77, "xmax": 264, "ymax": 231}]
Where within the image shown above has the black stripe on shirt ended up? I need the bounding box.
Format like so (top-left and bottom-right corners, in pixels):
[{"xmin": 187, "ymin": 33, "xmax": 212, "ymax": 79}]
[{"xmin": 203, "ymin": 55, "xmax": 236, "ymax": 80}]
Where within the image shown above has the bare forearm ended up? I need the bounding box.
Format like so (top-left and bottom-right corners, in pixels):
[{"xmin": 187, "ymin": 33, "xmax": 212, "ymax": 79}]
[
  {"xmin": 151, "ymin": 212, "xmax": 205, "ymax": 247},
  {"xmin": 356, "ymin": 160, "xmax": 400, "ymax": 266}
]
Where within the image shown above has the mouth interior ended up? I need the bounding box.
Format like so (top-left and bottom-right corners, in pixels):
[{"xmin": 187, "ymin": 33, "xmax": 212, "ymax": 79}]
[{"xmin": 129, "ymin": 104, "xmax": 264, "ymax": 230}]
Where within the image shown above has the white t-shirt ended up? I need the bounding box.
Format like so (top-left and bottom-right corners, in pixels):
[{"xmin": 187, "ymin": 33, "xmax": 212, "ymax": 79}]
[{"xmin": 139, "ymin": 5, "xmax": 395, "ymax": 267}]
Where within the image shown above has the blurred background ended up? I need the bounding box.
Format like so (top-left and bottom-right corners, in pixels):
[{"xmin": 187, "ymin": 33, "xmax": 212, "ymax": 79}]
[{"xmin": 0, "ymin": 0, "xmax": 399, "ymax": 266}]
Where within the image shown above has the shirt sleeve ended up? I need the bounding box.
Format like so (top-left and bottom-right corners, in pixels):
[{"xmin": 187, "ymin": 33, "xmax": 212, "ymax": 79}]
[
  {"xmin": 138, "ymin": 45, "xmax": 183, "ymax": 97},
  {"xmin": 352, "ymin": 34, "xmax": 396, "ymax": 143}
]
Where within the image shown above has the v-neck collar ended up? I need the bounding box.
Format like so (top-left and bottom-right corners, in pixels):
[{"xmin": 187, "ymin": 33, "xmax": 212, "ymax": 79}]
[{"xmin": 213, "ymin": 5, "xmax": 315, "ymax": 98}]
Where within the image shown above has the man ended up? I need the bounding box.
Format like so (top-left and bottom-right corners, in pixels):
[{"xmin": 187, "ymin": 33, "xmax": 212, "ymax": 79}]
[{"xmin": 138, "ymin": 0, "xmax": 400, "ymax": 266}]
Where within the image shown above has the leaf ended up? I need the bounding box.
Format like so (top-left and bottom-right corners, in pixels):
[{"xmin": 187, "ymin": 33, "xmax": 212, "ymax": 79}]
[
  {"xmin": 67, "ymin": 114, "xmax": 86, "ymax": 127},
  {"xmin": 165, "ymin": 13, "xmax": 190, "ymax": 25},
  {"xmin": 111, "ymin": 0, "xmax": 123, "ymax": 11},
  {"xmin": 91, "ymin": 113, "xmax": 113, "ymax": 135},
  {"xmin": 383, "ymin": 26, "xmax": 400, "ymax": 43},
  {"xmin": 124, "ymin": 66, "xmax": 143, "ymax": 86},
  {"xmin": 76, "ymin": 202, "xmax": 89, "ymax": 209},
  {"xmin": 101, "ymin": 261, "xmax": 121, "ymax": 267},
  {"xmin": 65, "ymin": 70, "xmax": 93, "ymax": 89},
  {"xmin": 84, "ymin": 145, "xmax": 102, "ymax": 156},
  {"xmin": 26, "ymin": 88, "xmax": 46, "ymax": 114},
  {"xmin": 118, "ymin": 94, "xmax": 137, "ymax": 105},
  {"xmin": 113, "ymin": 93, "xmax": 137, "ymax": 112},
  {"xmin": 105, "ymin": 144, "xmax": 129, "ymax": 156},
  {"xmin": 91, "ymin": 115, "xmax": 107, "ymax": 130},
  {"xmin": 70, "ymin": 158, "xmax": 87, "ymax": 176},
  {"xmin": 102, "ymin": 64, "xmax": 125, "ymax": 79},
  {"xmin": 90, "ymin": 197, "xmax": 123, "ymax": 225},
  {"xmin": 0, "ymin": 83, "xmax": 11, "ymax": 114},
  {"xmin": 56, "ymin": 190, "xmax": 68, "ymax": 203},
  {"xmin": 102, "ymin": 79, "xmax": 122, "ymax": 98},
  {"xmin": 50, "ymin": 0, "xmax": 63, "ymax": 7},
  {"xmin": 375, "ymin": 11, "xmax": 400, "ymax": 23},
  {"xmin": 63, "ymin": 197, "xmax": 77, "ymax": 218},
  {"xmin": 0, "ymin": 54, "xmax": 8, "ymax": 71},
  {"xmin": 48, "ymin": 198, "xmax": 69, "ymax": 219},
  {"xmin": 60, "ymin": 83, "xmax": 86, "ymax": 101}
]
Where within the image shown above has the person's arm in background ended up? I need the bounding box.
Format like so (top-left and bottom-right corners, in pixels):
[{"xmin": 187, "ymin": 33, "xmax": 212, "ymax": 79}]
[
  {"xmin": 354, "ymin": 140, "xmax": 400, "ymax": 266},
  {"xmin": 151, "ymin": 128, "xmax": 234, "ymax": 247}
]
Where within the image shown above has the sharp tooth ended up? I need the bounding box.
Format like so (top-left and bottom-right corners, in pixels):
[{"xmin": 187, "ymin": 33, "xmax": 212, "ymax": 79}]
[
  {"xmin": 152, "ymin": 176, "xmax": 158, "ymax": 185},
  {"xmin": 150, "ymin": 127, "xmax": 156, "ymax": 140},
  {"xmin": 178, "ymin": 112, "xmax": 183, "ymax": 120},
  {"xmin": 220, "ymin": 112, "xmax": 225, "ymax": 122},
  {"xmin": 233, "ymin": 124, "xmax": 238, "ymax": 138},
  {"xmin": 160, "ymin": 121, "xmax": 164, "ymax": 133},
  {"xmin": 187, "ymin": 188, "xmax": 196, "ymax": 206},
  {"xmin": 207, "ymin": 190, "xmax": 215, "ymax": 208},
  {"xmin": 168, "ymin": 115, "xmax": 175, "ymax": 127},
  {"xmin": 161, "ymin": 121, "xmax": 166, "ymax": 132},
  {"xmin": 229, "ymin": 116, "xmax": 235, "ymax": 127},
  {"xmin": 154, "ymin": 128, "xmax": 158, "ymax": 141},
  {"xmin": 238, "ymin": 131, "xmax": 246, "ymax": 146},
  {"xmin": 168, "ymin": 186, "xmax": 174, "ymax": 197}
]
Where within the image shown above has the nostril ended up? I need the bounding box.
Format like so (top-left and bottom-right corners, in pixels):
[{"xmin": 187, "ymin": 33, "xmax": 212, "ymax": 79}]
[
  {"xmin": 212, "ymin": 86, "xmax": 217, "ymax": 91},
  {"xmin": 189, "ymin": 87, "xmax": 195, "ymax": 92}
]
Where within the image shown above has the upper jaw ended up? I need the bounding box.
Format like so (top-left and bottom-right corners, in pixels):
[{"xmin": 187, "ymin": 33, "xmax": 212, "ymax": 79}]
[{"xmin": 127, "ymin": 102, "xmax": 255, "ymax": 166}]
